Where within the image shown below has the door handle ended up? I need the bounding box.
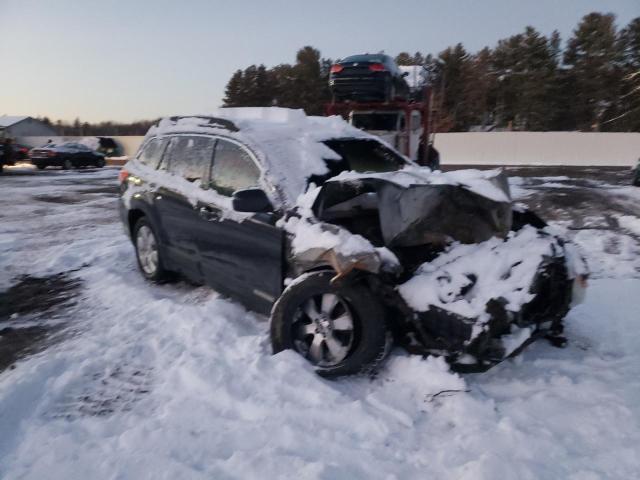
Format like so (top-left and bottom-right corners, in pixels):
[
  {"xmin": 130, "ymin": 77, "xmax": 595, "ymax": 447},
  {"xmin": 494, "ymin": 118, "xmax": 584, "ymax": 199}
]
[{"xmin": 198, "ymin": 206, "xmax": 220, "ymax": 221}]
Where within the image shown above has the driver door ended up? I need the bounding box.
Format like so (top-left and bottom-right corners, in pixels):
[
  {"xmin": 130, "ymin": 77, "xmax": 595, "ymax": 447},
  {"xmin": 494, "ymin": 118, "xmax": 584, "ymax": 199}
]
[{"xmin": 194, "ymin": 137, "xmax": 284, "ymax": 314}]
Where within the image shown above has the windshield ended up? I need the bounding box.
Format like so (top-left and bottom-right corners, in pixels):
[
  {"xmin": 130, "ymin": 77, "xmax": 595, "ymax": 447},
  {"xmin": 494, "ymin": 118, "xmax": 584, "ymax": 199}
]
[{"xmin": 309, "ymin": 139, "xmax": 406, "ymax": 186}]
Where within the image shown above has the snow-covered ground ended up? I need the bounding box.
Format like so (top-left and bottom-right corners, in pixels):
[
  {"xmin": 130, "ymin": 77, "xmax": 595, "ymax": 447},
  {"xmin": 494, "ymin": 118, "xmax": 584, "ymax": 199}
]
[{"xmin": 0, "ymin": 165, "xmax": 639, "ymax": 479}]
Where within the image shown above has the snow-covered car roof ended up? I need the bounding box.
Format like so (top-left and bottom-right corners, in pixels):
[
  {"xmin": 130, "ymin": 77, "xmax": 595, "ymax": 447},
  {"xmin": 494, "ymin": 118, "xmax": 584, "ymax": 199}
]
[{"xmin": 143, "ymin": 107, "xmax": 398, "ymax": 205}]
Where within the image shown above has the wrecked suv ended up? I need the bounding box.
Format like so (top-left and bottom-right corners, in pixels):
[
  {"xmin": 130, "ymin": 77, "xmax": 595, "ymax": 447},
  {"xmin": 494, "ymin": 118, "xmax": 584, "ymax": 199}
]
[{"xmin": 119, "ymin": 108, "xmax": 587, "ymax": 377}]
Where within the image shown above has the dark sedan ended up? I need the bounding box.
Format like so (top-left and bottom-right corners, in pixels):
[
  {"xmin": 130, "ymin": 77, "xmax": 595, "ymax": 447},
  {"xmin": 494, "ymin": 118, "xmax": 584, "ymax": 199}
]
[
  {"xmin": 30, "ymin": 142, "xmax": 106, "ymax": 170},
  {"xmin": 11, "ymin": 143, "xmax": 31, "ymax": 160},
  {"xmin": 329, "ymin": 54, "xmax": 410, "ymax": 103}
]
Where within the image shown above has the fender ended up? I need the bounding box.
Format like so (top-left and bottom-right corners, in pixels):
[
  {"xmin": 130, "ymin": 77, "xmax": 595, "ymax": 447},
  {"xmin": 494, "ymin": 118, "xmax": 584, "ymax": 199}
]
[{"xmin": 126, "ymin": 194, "xmax": 170, "ymax": 249}]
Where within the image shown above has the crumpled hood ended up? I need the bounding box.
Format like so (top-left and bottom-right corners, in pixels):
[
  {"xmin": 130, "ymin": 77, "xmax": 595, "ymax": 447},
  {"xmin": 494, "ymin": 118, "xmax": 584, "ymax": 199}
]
[{"xmin": 311, "ymin": 168, "xmax": 513, "ymax": 247}]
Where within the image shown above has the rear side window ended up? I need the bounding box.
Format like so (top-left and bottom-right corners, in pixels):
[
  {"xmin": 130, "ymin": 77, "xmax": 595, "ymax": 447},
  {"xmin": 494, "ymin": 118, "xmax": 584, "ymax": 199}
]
[
  {"xmin": 138, "ymin": 138, "xmax": 167, "ymax": 168},
  {"xmin": 210, "ymin": 139, "xmax": 260, "ymax": 196},
  {"xmin": 165, "ymin": 136, "xmax": 215, "ymax": 182}
]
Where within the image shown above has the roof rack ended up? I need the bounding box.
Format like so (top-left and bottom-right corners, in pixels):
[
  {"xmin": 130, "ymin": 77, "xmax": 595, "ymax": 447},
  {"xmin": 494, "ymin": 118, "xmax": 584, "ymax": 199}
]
[{"xmin": 167, "ymin": 115, "xmax": 239, "ymax": 132}]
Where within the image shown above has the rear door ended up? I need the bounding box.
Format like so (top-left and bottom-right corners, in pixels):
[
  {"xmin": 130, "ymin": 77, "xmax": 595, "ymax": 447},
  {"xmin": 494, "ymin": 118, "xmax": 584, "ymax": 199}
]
[
  {"xmin": 154, "ymin": 135, "xmax": 216, "ymax": 281},
  {"xmin": 194, "ymin": 137, "xmax": 284, "ymax": 314}
]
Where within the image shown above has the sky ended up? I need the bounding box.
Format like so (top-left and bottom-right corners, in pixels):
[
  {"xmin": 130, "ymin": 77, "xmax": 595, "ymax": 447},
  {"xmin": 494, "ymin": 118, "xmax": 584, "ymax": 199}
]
[{"xmin": 1, "ymin": 0, "xmax": 638, "ymax": 123}]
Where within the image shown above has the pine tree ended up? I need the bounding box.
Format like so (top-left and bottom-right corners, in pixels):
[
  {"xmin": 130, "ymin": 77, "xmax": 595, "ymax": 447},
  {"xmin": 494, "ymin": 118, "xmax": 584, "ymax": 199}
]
[
  {"xmin": 490, "ymin": 27, "xmax": 560, "ymax": 130},
  {"xmin": 395, "ymin": 52, "xmax": 413, "ymax": 66},
  {"xmin": 608, "ymin": 17, "xmax": 640, "ymax": 131},
  {"xmin": 292, "ymin": 46, "xmax": 330, "ymax": 115},
  {"xmin": 222, "ymin": 70, "xmax": 244, "ymax": 107},
  {"xmin": 463, "ymin": 47, "xmax": 494, "ymax": 129},
  {"xmin": 563, "ymin": 13, "xmax": 622, "ymax": 130},
  {"xmin": 271, "ymin": 63, "xmax": 297, "ymax": 108},
  {"xmin": 433, "ymin": 43, "xmax": 474, "ymax": 131},
  {"xmin": 395, "ymin": 52, "xmax": 426, "ymax": 66},
  {"xmin": 253, "ymin": 64, "xmax": 275, "ymax": 106}
]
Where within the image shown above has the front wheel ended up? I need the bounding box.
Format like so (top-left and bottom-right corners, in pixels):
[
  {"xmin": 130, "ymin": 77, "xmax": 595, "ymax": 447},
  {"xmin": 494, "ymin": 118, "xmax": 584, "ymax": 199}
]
[
  {"xmin": 96, "ymin": 158, "xmax": 105, "ymax": 168},
  {"xmin": 36, "ymin": 164, "xmax": 46, "ymax": 170},
  {"xmin": 271, "ymin": 271, "xmax": 389, "ymax": 377},
  {"xmin": 62, "ymin": 159, "xmax": 73, "ymax": 170},
  {"xmin": 133, "ymin": 217, "xmax": 169, "ymax": 282}
]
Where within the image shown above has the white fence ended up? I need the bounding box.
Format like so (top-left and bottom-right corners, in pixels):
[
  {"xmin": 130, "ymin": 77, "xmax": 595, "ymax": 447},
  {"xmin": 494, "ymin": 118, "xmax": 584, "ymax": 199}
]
[
  {"xmin": 19, "ymin": 132, "xmax": 640, "ymax": 167},
  {"xmin": 433, "ymin": 132, "xmax": 640, "ymax": 166}
]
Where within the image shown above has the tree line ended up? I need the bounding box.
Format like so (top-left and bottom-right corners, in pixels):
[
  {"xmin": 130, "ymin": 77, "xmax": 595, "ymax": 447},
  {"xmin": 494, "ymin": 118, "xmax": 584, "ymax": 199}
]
[
  {"xmin": 222, "ymin": 12, "xmax": 640, "ymax": 132},
  {"xmin": 33, "ymin": 117, "xmax": 157, "ymax": 136}
]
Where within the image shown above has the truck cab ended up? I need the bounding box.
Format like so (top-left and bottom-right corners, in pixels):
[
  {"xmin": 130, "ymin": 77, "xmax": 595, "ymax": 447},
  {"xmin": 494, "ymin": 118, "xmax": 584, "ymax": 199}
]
[{"xmin": 349, "ymin": 109, "xmax": 423, "ymax": 162}]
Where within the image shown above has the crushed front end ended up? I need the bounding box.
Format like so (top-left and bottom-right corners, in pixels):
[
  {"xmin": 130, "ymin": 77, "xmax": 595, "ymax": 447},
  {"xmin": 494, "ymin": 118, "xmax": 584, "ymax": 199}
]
[{"xmin": 286, "ymin": 168, "xmax": 588, "ymax": 370}]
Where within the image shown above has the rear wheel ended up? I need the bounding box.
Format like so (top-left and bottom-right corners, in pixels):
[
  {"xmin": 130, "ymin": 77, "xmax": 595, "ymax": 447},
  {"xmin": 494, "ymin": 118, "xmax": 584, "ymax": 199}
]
[
  {"xmin": 62, "ymin": 159, "xmax": 73, "ymax": 170},
  {"xmin": 271, "ymin": 271, "xmax": 389, "ymax": 377},
  {"xmin": 133, "ymin": 217, "xmax": 169, "ymax": 282},
  {"xmin": 36, "ymin": 164, "xmax": 46, "ymax": 170},
  {"xmin": 96, "ymin": 158, "xmax": 105, "ymax": 168}
]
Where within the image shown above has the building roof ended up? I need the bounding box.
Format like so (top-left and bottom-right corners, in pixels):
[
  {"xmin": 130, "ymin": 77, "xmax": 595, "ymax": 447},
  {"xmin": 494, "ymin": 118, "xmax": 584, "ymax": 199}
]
[{"xmin": 0, "ymin": 116, "xmax": 30, "ymax": 127}]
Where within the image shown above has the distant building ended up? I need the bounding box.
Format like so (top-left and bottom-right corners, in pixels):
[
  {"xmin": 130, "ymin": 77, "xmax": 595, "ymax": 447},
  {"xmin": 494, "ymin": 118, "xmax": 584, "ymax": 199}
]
[{"xmin": 0, "ymin": 116, "xmax": 57, "ymax": 138}]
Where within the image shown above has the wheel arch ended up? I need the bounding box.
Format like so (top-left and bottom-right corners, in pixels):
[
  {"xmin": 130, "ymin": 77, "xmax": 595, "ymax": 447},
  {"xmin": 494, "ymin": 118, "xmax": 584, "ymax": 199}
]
[{"xmin": 128, "ymin": 209, "xmax": 146, "ymax": 236}]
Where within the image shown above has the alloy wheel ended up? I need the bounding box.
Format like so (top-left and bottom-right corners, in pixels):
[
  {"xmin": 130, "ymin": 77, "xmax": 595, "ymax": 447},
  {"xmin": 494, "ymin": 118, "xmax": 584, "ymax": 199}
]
[
  {"xmin": 136, "ymin": 225, "xmax": 159, "ymax": 275},
  {"xmin": 292, "ymin": 293, "xmax": 355, "ymax": 367}
]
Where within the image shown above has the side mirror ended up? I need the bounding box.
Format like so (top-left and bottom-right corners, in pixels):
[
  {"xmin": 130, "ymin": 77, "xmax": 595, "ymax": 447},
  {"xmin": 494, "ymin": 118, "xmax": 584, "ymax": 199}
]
[
  {"xmin": 232, "ymin": 188, "xmax": 273, "ymax": 213},
  {"xmin": 402, "ymin": 71, "xmax": 409, "ymax": 77}
]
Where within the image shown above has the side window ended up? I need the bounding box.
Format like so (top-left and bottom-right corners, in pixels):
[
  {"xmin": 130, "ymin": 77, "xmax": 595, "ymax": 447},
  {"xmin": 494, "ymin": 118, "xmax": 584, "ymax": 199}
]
[
  {"xmin": 165, "ymin": 136, "xmax": 215, "ymax": 182},
  {"xmin": 210, "ymin": 139, "xmax": 260, "ymax": 196},
  {"xmin": 138, "ymin": 138, "xmax": 167, "ymax": 168}
]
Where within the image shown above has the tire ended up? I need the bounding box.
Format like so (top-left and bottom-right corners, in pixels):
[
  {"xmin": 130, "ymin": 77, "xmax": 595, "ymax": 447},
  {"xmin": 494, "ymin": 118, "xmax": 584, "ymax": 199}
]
[
  {"xmin": 96, "ymin": 158, "xmax": 105, "ymax": 168},
  {"xmin": 271, "ymin": 271, "xmax": 389, "ymax": 377},
  {"xmin": 133, "ymin": 217, "xmax": 169, "ymax": 282},
  {"xmin": 36, "ymin": 164, "xmax": 46, "ymax": 170},
  {"xmin": 62, "ymin": 159, "xmax": 73, "ymax": 170}
]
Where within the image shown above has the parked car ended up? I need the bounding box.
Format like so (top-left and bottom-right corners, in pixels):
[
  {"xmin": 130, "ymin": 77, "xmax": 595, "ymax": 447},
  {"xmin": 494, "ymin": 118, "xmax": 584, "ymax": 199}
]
[
  {"xmin": 118, "ymin": 109, "xmax": 586, "ymax": 377},
  {"xmin": 0, "ymin": 139, "xmax": 28, "ymax": 172},
  {"xmin": 30, "ymin": 142, "xmax": 106, "ymax": 170},
  {"xmin": 0, "ymin": 142, "xmax": 12, "ymax": 173},
  {"xmin": 11, "ymin": 143, "xmax": 31, "ymax": 160},
  {"xmin": 329, "ymin": 54, "xmax": 410, "ymax": 102}
]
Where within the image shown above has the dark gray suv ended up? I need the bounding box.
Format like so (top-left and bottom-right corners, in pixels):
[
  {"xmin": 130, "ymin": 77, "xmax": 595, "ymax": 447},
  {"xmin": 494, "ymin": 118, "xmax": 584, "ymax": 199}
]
[{"xmin": 119, "ymin": 110, "xmax": 585, "ymax": 377}]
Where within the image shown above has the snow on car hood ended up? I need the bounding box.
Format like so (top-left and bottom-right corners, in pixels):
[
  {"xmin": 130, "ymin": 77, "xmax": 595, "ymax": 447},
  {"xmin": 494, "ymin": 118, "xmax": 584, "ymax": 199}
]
[
  {"xmin": 311, "ymin": 167, "xmax": 513, "ymax": 247},
  {"xmin": 324, "ymin": 166, "xmax": 512, "ymax": 203},
  {"xmin": 284, "ymin": 167, "xmax": 514, "ymax": 276}
]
